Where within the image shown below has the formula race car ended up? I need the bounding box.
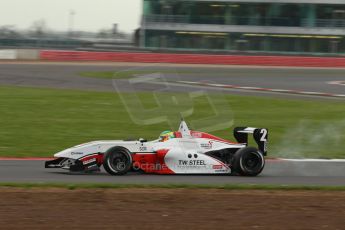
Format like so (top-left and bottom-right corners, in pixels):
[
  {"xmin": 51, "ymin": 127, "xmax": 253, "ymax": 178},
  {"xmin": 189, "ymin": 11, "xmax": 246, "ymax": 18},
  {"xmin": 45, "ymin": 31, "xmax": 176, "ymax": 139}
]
[{"xmin": 45, "ymin": 120, "xmax": 268, "ymax": 176}]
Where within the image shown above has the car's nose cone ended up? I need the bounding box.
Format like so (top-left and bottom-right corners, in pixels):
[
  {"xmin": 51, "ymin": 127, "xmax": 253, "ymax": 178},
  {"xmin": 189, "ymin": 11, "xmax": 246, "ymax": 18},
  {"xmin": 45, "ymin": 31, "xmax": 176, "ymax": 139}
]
[{"xmin": 54, "ymin": 149, "xmax": 72, "ymax": 158}]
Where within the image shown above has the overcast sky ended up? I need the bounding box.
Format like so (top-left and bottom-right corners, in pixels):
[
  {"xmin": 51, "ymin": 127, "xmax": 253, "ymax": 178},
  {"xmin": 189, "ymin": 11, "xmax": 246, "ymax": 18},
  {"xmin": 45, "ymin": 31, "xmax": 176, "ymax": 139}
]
[{"xmin": 0, "ymin": 0, "xmax": 142, "ymax": 32}]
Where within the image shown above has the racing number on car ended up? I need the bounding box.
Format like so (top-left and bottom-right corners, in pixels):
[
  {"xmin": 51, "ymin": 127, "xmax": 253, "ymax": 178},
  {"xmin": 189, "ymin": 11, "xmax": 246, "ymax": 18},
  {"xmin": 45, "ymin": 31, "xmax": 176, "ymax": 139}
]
[
  {"xmin": 139, "ymin": 146, "xmax": 147, "ymax": 151},
  {"xmin": 260, "ymin": 129, "xmax": 268, "ymax": 142},
  {"xmin": 260, "ymin": 129, "xmax": 268, "ymax": 153}
]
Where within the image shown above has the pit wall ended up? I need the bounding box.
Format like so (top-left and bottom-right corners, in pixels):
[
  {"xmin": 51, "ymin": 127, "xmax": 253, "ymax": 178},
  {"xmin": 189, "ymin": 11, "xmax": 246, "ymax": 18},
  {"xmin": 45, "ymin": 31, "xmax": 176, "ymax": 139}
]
[{"xmin": 2, "ymin": 49, "xmax": 345, "ymax": 68}]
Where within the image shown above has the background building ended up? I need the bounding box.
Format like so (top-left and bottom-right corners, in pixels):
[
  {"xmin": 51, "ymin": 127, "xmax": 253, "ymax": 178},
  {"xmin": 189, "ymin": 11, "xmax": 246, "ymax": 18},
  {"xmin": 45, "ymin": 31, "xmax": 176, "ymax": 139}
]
[{"xmin": 141, "ymin": 0, "xmax": 345, "ymax": 54}]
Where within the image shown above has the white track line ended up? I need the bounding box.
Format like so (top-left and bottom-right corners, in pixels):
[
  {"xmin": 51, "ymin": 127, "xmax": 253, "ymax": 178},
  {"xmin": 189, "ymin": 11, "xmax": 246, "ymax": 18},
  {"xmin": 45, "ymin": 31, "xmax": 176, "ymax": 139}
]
[
  {"xmin": 176, "ymin": 81, "xmax": 345, "ymax": 98},
  {"xmin": 327, "ymin": 81, "xmax": 345, "ymax": 86}
]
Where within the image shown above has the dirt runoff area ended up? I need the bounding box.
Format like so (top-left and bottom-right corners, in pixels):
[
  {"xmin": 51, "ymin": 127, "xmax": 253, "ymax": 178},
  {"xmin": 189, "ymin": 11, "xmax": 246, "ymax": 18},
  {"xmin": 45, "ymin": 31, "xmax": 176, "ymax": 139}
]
[{"xmin": 0, "ymin": 188, "xmax": 344, "ymax": 230}]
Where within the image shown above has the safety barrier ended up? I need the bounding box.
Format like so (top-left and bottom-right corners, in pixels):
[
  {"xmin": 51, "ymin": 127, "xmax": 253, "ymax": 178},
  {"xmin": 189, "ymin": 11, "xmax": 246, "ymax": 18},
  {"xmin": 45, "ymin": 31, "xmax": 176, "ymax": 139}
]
[
  {"xmin": 0, "ymin": 49, "xmax": 17, "ymax": 60},
  {"xmin": 40, "ymin": 50, "xmax": 345, "ymax": 67},
  {"xmin": 1, "ymin": 49, "xmax": 344, "ymax": 67},
  {"xmin": 0, "ymin": 49, "xmax": 40, "ymax": 60}
]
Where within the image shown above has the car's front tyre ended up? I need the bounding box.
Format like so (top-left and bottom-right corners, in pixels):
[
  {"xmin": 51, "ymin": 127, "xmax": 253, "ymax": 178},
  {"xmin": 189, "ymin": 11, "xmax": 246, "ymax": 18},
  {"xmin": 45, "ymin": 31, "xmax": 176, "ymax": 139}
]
[
  {"xmin": 232, "ymin": 147, "xmax": 265, "ymax": 176},
  {"xmin": 103, "ymin": 146, "xmax": 132, "ymax": 175}
]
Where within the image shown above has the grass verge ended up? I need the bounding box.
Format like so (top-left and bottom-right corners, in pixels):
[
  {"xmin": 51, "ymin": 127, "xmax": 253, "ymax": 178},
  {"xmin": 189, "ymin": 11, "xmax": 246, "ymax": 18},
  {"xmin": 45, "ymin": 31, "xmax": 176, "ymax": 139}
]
[
  {"xmin": 1, "ymin": 183, "xmax": 345, "ymax": 191},
  {"xmin": 1, "ymin": 85, "xmax": 344, "ymax": 158}
]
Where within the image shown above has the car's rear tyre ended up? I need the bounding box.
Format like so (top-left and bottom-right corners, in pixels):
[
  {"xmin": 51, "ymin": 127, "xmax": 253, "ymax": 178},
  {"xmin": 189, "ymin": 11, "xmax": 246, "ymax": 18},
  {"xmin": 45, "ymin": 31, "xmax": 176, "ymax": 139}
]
[
  {"xmin": 232, "ymin": 147, "xmax": 265, "ymax": 176},
  {"xmin": 103, "ymin": 147, "xmax": 132, "ymax": 175}
]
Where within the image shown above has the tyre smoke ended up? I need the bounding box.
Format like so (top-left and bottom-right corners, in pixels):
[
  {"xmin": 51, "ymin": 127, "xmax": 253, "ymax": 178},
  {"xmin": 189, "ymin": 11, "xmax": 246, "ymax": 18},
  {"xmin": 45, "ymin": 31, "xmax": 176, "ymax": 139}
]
[{"xmin": 276, "ymin": 120, "xmax": 345, "ymax": 158}]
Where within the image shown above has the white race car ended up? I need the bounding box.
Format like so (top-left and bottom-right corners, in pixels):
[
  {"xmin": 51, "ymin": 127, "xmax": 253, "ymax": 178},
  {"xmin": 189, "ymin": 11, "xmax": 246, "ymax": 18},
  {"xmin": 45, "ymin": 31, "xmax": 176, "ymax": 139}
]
[{"xmin": 45, "ymin": 120, "xmax": 268, "ymax": 176}]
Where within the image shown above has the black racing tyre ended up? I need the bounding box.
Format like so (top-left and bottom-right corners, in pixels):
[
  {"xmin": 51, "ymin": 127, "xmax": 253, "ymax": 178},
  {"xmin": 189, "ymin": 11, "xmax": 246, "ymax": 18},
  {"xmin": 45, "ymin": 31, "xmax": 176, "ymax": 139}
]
[
  {"xmin": 103, "ymin": 147, "xmax": 132, "ymax": 175},
  {"xmin": 232, "ymin": 147, "xmax": 265, "ymax": 176}
]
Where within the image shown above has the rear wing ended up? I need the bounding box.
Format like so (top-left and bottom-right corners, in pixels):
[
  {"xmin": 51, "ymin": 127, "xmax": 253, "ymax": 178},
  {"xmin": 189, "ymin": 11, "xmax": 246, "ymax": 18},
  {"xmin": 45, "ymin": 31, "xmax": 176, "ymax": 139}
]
[{"xmin": 234, "ymin": 127, "xmax": 268, "ymax": 156}]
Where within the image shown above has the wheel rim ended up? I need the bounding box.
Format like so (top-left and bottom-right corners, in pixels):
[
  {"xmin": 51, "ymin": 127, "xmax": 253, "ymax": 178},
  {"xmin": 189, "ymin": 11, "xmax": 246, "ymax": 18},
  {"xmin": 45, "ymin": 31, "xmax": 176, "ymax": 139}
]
[
  {"xmin": 241, "ymin": 152, "xmax": 263, "ymax": 173},
  {"xmin": 108, "ymin": 151, "xmax": 130, "ymax": 172}
]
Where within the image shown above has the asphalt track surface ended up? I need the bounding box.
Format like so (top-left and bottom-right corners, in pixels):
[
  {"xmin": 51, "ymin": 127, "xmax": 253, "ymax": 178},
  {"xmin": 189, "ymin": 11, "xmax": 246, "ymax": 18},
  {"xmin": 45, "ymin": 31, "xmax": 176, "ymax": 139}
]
[
  {"xmin": 1, "ymin": 62, "xmax": 345, "ymax": 99},
  {"xmin": 1, "ymin": 62, "xmax": 345, "ymax": 185},
  {"xmin": 0, "ymin": 160, "xmax": 344, "ymax": 186}
]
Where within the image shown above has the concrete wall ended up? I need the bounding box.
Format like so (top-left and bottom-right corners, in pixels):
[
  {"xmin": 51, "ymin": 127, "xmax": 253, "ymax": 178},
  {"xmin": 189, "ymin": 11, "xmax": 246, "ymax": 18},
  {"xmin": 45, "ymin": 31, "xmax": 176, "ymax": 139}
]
[
  {"xmin": 16, "ymin": 49, "xmax": 40, "ymax": 60},
  {"xmin": 0, "ymin": 50, "xmax": 17, "ymax": 60},
  {"xmin": 0, "ymin": 49, "xmax": 40, "ymax": 60}
]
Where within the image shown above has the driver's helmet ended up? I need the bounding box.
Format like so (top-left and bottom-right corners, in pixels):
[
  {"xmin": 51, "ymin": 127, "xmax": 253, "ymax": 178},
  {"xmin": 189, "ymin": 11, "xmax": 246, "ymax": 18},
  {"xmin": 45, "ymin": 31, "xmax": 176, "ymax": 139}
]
[{"xmin": 159, "ymin": 130, "xmax": 175, "ymax": 142}]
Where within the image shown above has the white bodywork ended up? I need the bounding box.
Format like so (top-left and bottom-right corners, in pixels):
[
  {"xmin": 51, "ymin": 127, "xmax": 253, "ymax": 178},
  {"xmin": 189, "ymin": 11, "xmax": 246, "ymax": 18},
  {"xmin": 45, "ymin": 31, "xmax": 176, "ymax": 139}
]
[{"xmin": 54, "ymin": 121, "xmax": 247, "ymax": 174}]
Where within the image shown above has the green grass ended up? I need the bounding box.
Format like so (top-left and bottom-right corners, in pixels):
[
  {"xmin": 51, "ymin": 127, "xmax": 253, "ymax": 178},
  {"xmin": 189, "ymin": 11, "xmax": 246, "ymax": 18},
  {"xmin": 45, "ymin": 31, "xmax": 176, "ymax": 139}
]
[
  {"xmin": 1, "ymin": 85, "xmax": 344, "ymax": 158},
  {"xmin": 1, "ymin": 182, "xmax": 345, "ymax": 191},
  {"xmin": 79, "ymin": 71, "xmax": 136, "ymax": 79}
]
